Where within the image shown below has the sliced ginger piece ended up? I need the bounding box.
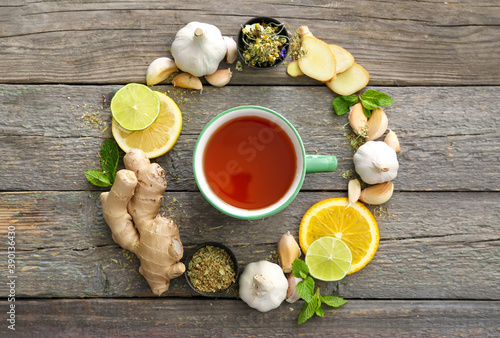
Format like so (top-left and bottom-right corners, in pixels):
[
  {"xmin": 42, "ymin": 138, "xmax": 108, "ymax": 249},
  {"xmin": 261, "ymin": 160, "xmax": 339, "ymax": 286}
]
[
  {"xmin": 297, "ymin": 26, "xmax": 336, "ymax": 82},
  {"xmin": 329, "ymin": 44, "xmax": 355, "ymax": 74},
  {"xmin": 287, "ymin": 60, "xmax": 304, "ymax": 77},
  {"xmin": 326, "ymin": 63, "xmax": 369, "ymax": 96}
]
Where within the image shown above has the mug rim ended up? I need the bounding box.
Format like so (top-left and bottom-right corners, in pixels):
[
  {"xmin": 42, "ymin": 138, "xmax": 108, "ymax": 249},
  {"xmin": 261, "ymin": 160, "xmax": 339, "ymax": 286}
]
[{"xmin": 193, "ymin": 105, "xmax": 306, "ymax": 220}]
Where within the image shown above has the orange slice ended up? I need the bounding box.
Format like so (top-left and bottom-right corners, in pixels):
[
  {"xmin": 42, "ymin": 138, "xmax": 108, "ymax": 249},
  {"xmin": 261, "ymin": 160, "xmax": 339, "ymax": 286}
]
[{"xmin": 299, "ymin": 197, "xmax": 379, "ymax": 274}]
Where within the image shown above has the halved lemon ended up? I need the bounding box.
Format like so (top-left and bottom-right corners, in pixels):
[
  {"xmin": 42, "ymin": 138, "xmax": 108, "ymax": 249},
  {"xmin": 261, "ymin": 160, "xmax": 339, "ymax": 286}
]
[
  {"xmin": 111, "ymin": 83, "xmax": 161, "ymax": 131},
  {"xmin": 305, "ymin": 236, "xmax": 352, "ymax": 281},
  {"xmin": 299, "ymin": 197, "xmax": 379, "ymax": 274},
  {"xmin": 112, "ymin": 91, "xmax": 182, "ymax": 158}
]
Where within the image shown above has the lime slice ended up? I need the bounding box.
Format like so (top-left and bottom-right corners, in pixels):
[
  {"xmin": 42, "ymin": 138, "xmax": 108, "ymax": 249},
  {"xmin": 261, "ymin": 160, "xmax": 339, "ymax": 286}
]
[
  {"xmin": 305, "ymin": 236, "xmax": 352, "ymax": 281},
  {"xmin": 112, "ymin": 91, "xmax": 183, "ymax": 158},
  {"xmin": 110, "ymin": 83, "xmax": 161, "ymax": 131}
]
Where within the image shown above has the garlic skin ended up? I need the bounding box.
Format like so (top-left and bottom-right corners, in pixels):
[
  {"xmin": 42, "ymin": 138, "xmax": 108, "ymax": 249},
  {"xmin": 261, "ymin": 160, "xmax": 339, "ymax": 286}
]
[
  {"xmin": 366, "ymin": 108, "xmax": 388, "ymax": 141},
  {"xmin": 146, "ymin": 57, "xmax": 178, "ymax": 86},
  {"xmin": 360, "ymin": 181, "xmax": 394, "ymax": 205},
  {"xmin": 205, "ymin": 69, "xmax": 232, "ymax": 87},
  {"xmin": 223, "ymin": 36, "xmax": 238, "ymax": 64},
  {"xmin": 277, "ymin": 232, "xmax": 300, "ymax": 273},
  {"xmin": 171, "ymin": 22, "xmax": 226, "ymax": 77},
  {"xmin": 239, "ymin": 261, "xmax": 288, "ymax": 312},
  {"xmin": 353, "ymin": 141, "xmax": 399, "ymax": 184},
  {"xmin": 286, "ymin": 273, "xmax": 302, "ymax": 303},
  {"xmin": 349, "ymin": 103, "xmax": 368, "ymax": 135},
  {"xmin": 348, "ymin": 178, "xmax": 361, "ymax": 206}
]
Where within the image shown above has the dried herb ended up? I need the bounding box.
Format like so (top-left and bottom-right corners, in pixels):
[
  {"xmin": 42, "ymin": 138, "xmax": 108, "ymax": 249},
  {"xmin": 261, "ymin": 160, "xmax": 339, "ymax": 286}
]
[
  {"xmin": 241, "ymin": 22, "xmax": 289, "ymax": 67},
  {"xmin": 187, "ymin": 245, "xmax": 236, "ymax": 293}
]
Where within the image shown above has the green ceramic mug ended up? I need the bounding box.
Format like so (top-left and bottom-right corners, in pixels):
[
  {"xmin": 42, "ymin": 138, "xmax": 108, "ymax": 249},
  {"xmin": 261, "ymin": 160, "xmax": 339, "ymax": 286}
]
[{"xmin": 193, "ymin": 106, "xmax": 337, "ymax": 220}]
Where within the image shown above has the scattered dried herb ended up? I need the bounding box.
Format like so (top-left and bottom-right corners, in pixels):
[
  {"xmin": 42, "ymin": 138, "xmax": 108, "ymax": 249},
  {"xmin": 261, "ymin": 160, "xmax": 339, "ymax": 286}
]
[
  {"xmin": 288, "ymin": 29, "xmax": 306, "ymax": 60},
  {"xmin": 187, "ymin": 245, "xmax": 236, "ymax": 293},
  {"xmin": 240, "ymin": 22, "xmax": 289, "ymax": 67}
]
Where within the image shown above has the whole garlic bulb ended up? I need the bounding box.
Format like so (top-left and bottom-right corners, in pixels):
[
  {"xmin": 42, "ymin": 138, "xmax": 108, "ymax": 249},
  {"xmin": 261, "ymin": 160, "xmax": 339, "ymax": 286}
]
[
  {"xmin": 353, "ymin": 141, "xmax": 399, "ymax": 184},
  {"xmin": 239, "ymin": 261, "xmax": 288, "ymax": 312},
  {"xmin": 171, "ymin": 22, "xmax": 226, "ymax": 77}
]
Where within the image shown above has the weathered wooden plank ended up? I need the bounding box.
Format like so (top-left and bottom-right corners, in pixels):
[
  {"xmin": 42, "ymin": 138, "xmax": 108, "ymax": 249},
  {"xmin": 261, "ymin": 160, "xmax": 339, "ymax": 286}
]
[
  {"xmin": 3, "ymin": 85, "xmax": 499, "ymax": 138},
  {"xmin": 1, "ymin": 1, "xmax": 499, "ymax": 85},
  {"xmin": 2, "ymin": 299, "xmax": 499, "ymax": 337},
  {"xmin": 1, "ymin": 85, "xmax": 499, "ymax": 191},
  {"xmin": 1, "ymin": 191, "xmax": 498, "ymax": 299}
]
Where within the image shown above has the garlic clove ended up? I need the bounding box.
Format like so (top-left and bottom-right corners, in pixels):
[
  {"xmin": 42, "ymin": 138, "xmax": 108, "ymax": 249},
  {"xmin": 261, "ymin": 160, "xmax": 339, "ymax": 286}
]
[
  {"xmin": 286, "ymin": 273, "xmax": 302, "ymax": 303},
  {"xmin": 349, "ymin": 102, "xmax": 368, "ymax": 135},
  {"xmin": 172, "ymin": 73, "xmax": 203, "ymax": 90},
  {"xmin": 366, "ymin": 108, "xmax": 389, "ymax": 141},
  {"xmin": 205, "ymin": 68, "xmax": 232, "ymax": 87},
  {"xmin": 278, "ymin": 231, "xmax": 301, "ymax": 273},
  {"xmin": 348, "ymin": 178, "xmax": 361, "ymax": 207},
  {"xmin": 223, "ymin": 36, "xmax": 238, "ymax": 64},
  {"xmin": 384, "ymin": 130, "xmax": 401, "ymax": 153},
  {"xmin": 146, "ymin": 57, "xmax": 179, "ymax": 86},
  {"xmin": 359, "ymin": 181, "xmax": 394, "ymax": 205}
]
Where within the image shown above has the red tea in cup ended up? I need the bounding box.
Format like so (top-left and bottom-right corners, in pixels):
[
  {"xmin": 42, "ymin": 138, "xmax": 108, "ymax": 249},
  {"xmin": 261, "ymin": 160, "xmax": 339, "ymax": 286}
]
[{"xmin": 203, "ymin": 115, "xmax": 297, "ymax": 210}]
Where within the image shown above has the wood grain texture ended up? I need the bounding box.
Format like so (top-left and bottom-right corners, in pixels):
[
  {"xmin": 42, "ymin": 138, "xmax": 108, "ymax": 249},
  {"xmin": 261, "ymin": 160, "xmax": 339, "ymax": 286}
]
[
  {"xmin": 1, "ymin": 85, "xmax": 499, "ymax": 192},
  {"xmin": 1, "ymin": 191, "xmax": 498, "ymax": 299},
  {"xmin": 1, "ymin": 299, "xmax": 499, "ymax": 337},
  {"xmin": 1, "ymin": 1, "xmax": 499, "ymax": 85}
]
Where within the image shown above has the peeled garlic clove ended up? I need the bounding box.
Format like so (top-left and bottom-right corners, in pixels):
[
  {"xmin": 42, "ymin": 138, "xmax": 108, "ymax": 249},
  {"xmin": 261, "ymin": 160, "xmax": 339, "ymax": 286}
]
[
  {"xmin": 146, "ymin": 57, "xmax": 179, "ymax": 86},
  {"xmin": 349, "ymin": 102, "xmax": 368, "ymax": 135},
  {"xmin": 384, "ymin": 130, "xmax": 401, "ymax": 153},
  {"xmin": 359, "ymin": 181, "xmax": 394, "ymax": 205},
  {"xmin": 172, "ymin": 73, "xmax": 203, "ymax": 90},
  {"xmin": 223, "ymin": 36, "xmax": 238, "ymax": 64},
  {"xmin": 348, "ymin": 178, "xmax": 361, "ymax": 206},
  {"xmin": 286, "ymin": 273, "xmax": 302, "ymax": 303},
  {"xmin": 366, "ymin": 108, "xmax": 388, "ymax": 141},
  {"xmin": 278, "ymin": 231, "xmax": 301, "ymax": 273},
  {"xmin": 205, "ymin": 69, "xmax": 232, "ymax": 87}
]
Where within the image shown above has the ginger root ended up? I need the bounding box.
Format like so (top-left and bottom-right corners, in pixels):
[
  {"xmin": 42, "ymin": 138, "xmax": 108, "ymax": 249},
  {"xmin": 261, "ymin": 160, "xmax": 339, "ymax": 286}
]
[{"xmin": 100, "ymin": 148, "xmax": 185, "ymax": 295}]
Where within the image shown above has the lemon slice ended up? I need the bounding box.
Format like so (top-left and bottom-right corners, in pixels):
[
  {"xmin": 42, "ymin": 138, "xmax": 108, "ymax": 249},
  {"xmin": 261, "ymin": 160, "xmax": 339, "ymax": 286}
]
[
  {"xmin": 111, "ymin": 83, "xmax": 161, "ymax": 131},
  {"xmin": 112, "ymin": 91, "xmax": 182, "ymax": 158},
  {"xmin": 299, "ymin": 197, "xmax": 379, "ymax": 274},
  {"xmin": 305, "ymin": 236, "xmax": 352, "ymax": 281}
]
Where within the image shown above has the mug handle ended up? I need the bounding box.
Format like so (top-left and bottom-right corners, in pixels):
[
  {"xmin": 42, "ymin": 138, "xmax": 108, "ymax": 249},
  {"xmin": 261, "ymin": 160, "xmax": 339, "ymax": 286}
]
[{"xmin": 305, "ymin": 155, "xmax": 338, "ymax": 173}]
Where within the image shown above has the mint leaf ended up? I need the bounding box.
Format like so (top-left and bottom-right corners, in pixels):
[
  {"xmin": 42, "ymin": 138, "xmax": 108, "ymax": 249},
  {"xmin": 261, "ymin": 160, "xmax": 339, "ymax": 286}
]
[
  {"xmin": 100, "ymin": 139, "xmax": 119, "ymax": 184},
  {"xmin": 292, "ymin": 259, "xmax": 309, "ymax": 279},
  {"xmin": 298, "ymin": 293, "xmax": 321, "ymax": 325},
  {"xmin": 332, "ymin": 94, "xmax": 359, "ymax": 116},
  {"xmin": 332, "ymin": 97, "xmax": 350, "ymax": 116},
  {"xmin": 84, "ymin": 169, "xmax": 112, "ymax": 187},
  {"xmin": 320, "ymin": 295, "xmax": 347, "ymax": 308},
  {"xmin": 360, "ymin": 98, "xmax": 379, "ymax": 111},
  {"xmin": 296, "ymin": 276, "xmax": 315, "ymax": 302},
  {"xmin": 315, "ymin": 305, "xmax": 325, "ymax": 317},
  {"xmin": 342, "ymin": 94, "xmax": 359, "ymax": 105},
  {"xmin": 362, "ymin": 89, "xmax": 394, "ymax": 106},
  {"xmin": 360, "ymin": 89, "xmax": 394, "ymax": 117}
]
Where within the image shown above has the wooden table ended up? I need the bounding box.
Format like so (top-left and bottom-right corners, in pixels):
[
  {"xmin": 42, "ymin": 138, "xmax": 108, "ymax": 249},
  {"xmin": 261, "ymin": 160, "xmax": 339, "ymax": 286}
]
[{"xmin": 1, "ymin": 1, "xmax": 499, "ymax": 336}]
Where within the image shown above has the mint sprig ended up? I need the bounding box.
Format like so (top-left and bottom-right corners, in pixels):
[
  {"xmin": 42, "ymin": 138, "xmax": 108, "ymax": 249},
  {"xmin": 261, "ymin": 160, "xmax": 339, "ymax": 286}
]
[
  {"xmin": 292, "ymin": 259, "xmax": 347, "ymax": 325},
  {"xmin": 84, "ymin": 139, "xmax": 119, "ymax": 187},
  {"xmin": 333, "ymin": 89, "xmax": 394, "ymax": 118}
]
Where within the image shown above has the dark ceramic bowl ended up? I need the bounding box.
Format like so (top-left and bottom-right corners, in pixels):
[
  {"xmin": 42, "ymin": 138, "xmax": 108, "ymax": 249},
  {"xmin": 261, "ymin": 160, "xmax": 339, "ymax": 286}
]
[
  {"xmin": 184, "ymin": 242, "xmax": 238, "ymax": 297},
  {"xmin": 237, "ymin": 16, "xmax": 289, "ymax": 69}
]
